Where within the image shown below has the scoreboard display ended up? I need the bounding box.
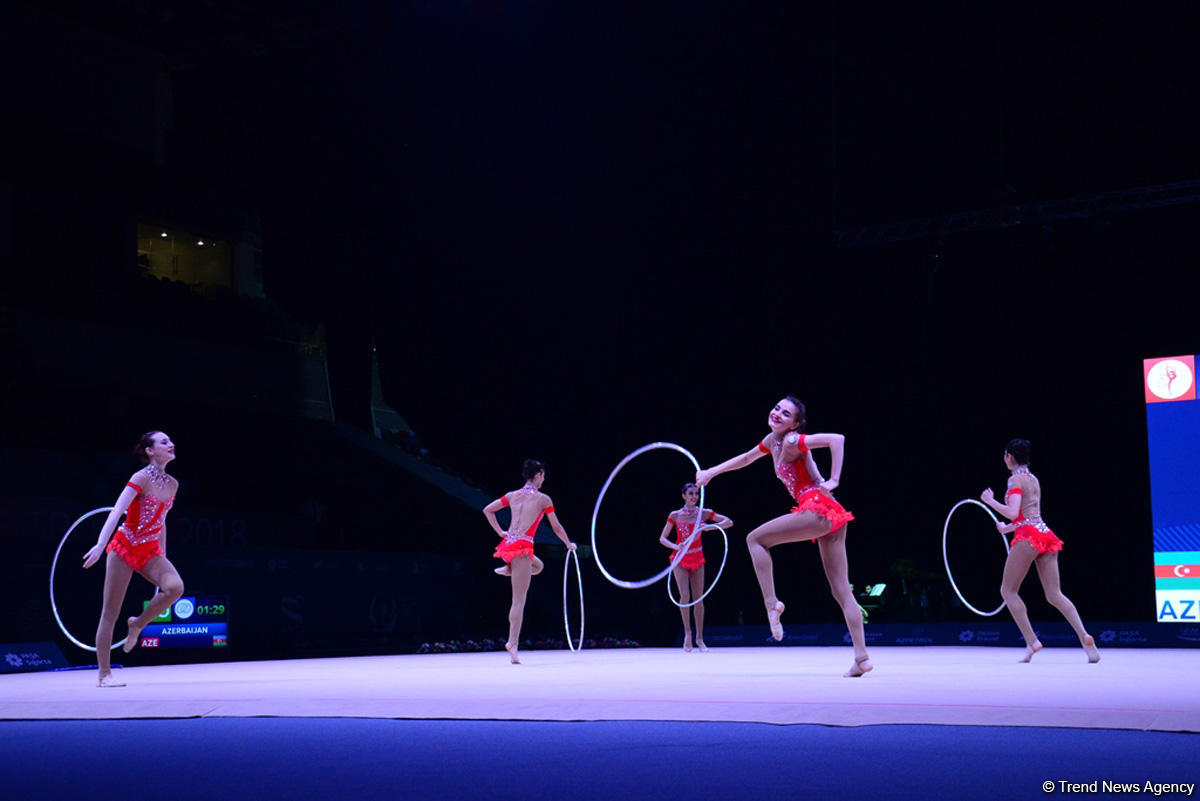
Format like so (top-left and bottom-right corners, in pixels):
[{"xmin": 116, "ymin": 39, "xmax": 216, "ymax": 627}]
[
  {"xmin": 1144, "ymin": 355, "xmax": 1200, "ymax": 623},
  {"xmin": 138, "ymin": 595, "xmax": 229, "ymax": 649}
]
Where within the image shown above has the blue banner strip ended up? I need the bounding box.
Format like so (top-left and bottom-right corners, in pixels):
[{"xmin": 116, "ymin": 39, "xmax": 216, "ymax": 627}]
[
  {"xmin": 697, "ymin": 621, "xmax": 1200, "ymax": 648},
  {"xmin": 1154, "ymin": 551, "xmax": 1200, "ymax": 564}
]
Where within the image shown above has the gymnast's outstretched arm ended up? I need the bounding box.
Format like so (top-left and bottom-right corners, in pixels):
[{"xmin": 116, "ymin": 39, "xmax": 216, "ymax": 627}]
[{"xmin": 696, "ymin": 445, "xmax": 767, "ymax": 486}]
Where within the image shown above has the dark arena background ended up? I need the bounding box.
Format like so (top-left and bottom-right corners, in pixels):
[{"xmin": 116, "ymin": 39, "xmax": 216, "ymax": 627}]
[{"xmin": 2, "ymin": 2, "xmax": 1198, "ymax": 798}]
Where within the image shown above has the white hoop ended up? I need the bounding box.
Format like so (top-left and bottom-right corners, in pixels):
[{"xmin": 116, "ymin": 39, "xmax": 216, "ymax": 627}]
[
  {"xmin": 942, "ymin": 498, "xmax": 1010, "ymax": 617},
  {"xmin": 590, "ymin": 442, "xmax": 705, "ymax": 590},
  {"xmin": 50, "ymin": 507, "xmax": 127, "ymax": 651},
  {"xmin": 666, "ymin": 523, "xmax": 730, "ymax": 609},
  {"xmin": 562, "ymin": 547, "xmax": 585, "ymax": 652}
]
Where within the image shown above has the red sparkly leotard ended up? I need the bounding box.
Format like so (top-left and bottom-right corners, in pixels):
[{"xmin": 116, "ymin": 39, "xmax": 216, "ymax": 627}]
[
  {"xmin": 1005, "ymin": 477, "xmax": 1063, "ymax": 555},
  {"xmin": 493, "ymin": 494, "xmax": 555, "ymax": 563},
  {"xmin": 106, "ymin": 479, "xmax": 174, "ymax": 570},
  {"xmin": 667, "ymin": 508, "xmax": 716, "ymax": 571},
  {"xmin": 758, "ymin": 435, "xmax": 854, "ymax": 534}
]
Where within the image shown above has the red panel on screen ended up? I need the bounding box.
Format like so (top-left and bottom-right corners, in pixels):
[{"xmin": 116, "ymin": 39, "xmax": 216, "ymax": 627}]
[
  {"xmin": 1144, "ymin": 355, "xmax": 1196, "ymax": 403},
  {"xmin": 1154, "ymin": 564, "xmax": 1200, "ymax": 578}
]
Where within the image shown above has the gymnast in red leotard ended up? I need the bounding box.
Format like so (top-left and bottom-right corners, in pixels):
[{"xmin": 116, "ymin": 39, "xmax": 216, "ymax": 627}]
[
  {"xmin": 81, "ymin": 431, "xmax": 187, "ymax": 687},
  {"xmin": 482, "ymin": 459, "xmax": 577, "ymax": 664},
  {"xmin": 980, "ymin": 438, "xmax": 1100, "ymax": 664},
  {"xmin": 696, "ymin": 396, "xmax": 872, "ymax": 677},
  {"xmin": 659, "ymin": 483, "xmax": 732, "ymax": 652}
]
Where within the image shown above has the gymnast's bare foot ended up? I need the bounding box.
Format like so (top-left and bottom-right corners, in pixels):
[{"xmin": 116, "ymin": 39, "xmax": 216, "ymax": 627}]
[
  {"xmin": 123, "ymin": 617, "xmax": 143, "ymax": 653},
  {"xmin": 682, "ymin": 633, "xmax": 693, "ymax": 653},
  {"xmin": 696, "ymin": 640, "xmax": 708, "ymax": 653},
  {"xmin": 1019, "ymin": 640, "xmax": 1043, "ymax": 663},
  {"xmin": 504, "ymin": 641, "xmax": 520, "ymax": 664},
  {"xmin": 494, "ymin": 565, "xmax": 511, "ymax": 576},
  {"xmin": 97, "ymin": 673, "xmax": 126, "ymax": 688},
  {"xmin": 844, "ymin": 654, "xmax": 873, "ymax": 677},
  {"xmin": 1083, "ymin": 634, "xmax": 1100, "ymax": 663}
]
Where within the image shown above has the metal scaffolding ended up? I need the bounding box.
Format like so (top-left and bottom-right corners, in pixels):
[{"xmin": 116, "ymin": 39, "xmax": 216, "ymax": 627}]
[{"xmin": 834, "ymin": 179, "xmax": 1200, "ymax": 248}]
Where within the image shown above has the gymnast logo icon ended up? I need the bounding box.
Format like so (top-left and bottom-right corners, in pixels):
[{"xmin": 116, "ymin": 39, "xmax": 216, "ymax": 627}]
[
  {"xmin": 1144, "ymin": 356, "xmax": 1196, "ymax": 403},
  {"xmin": 174, "ymin": 598, "xmax": 195, "ymax": 620}
]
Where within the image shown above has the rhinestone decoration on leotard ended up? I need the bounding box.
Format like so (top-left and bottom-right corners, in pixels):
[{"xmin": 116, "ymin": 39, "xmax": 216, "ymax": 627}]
[
  {"xmin": 766, "ymin": 437, "xmax": 817, "ymax": 501},
  {"xmin": 673, "ymin": 507, "xmax": 707, "ymax": 555},
  {"xmin": 122, "ymin": 494, "xmax": 174, "ymax": 545},
  {"xmin": 1014, "ymin": 515, "xmax": 1051, "ymax": 533},
  {"xmin": 502, "ymin": 530, "xmax": 535, "ymax": 545},
  {"xmin": 144, "ymin": 463, "xmax": 173, "ymax": 490},
  {"xmin": 774, "ymin": 459, "xmax": 817, "ymax": 501}
]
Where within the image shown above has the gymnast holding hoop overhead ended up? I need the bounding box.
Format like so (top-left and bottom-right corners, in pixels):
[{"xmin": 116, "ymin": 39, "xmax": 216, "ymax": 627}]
[
  {"xmin": 979, "ymin": 439, "xmax": 1100, "ymax": 664},
  {"xmin": 659, "ymin": 483, "xmax": 733, "ymax": 653},
  {"xmin": 81, "ymin": 431, "xmax": 186, "ymax": 687},
  {"xmin": 483, "ymin": 459, "xmax": 577, "ymax": 664},
  {"xmin": 696, "ymin": 396, "xmax": 872, "ymax": 677}
]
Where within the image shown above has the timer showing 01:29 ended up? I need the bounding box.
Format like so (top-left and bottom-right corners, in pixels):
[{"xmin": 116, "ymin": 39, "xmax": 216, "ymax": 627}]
[{"xmin": 195, "ymin": 604, "xmax": 226, "ymax": 616}]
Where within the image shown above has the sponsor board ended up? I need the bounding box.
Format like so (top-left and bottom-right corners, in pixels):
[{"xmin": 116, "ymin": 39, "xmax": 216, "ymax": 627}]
[
  {"xmin": 0, "ymin": 642, "xmax": 70, "ymax": 674},
  {"xmin": 697, "ymin": 622, "xmax": 1199, "ymax": 647}
]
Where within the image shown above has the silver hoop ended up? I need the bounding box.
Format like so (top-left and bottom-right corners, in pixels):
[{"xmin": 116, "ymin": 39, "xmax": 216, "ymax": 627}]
[
  {"xmin": 666, "ymin": 523, "xmax": 730, "ymax": 609},
  {"xmin": 942, "ymin": 498, "xmax": 1010, "ymax": 617},
  {"xmin": 590, "ymin": 442, "xmax": 705, "ymax": 590},
  {"xmin": 50, "ymin": 507, "xmax": 127, "ymax": 651},
  {"xmin": 562, "ymin": 548, "xmax": 585, "ymax": 652}
]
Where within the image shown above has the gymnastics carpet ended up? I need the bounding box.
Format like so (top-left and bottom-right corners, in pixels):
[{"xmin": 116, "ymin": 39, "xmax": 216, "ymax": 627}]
[{"xmin": 1, "ymin": 647, "xmax": 1197, "ymax": 799}]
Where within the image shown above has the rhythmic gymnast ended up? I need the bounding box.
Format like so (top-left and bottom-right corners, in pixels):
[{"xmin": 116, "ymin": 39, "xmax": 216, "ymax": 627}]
[
  {"xmin": 659, "ymin": 483, "xmax": 733, "ymax": 652},
  {"xmin": 81, "ymin": 432, "xmax": 186, "ymax": 686},
  {"xmin": 696, "ymin": 396, "xmax": 872, "ymax": 677},
  {"xmin": 483, "ymin": 459, "xmax": 577, "ymax": 664},
  {"xmin": 980, "ymin": 439, "xmax": 1100, "ymax": 663}
]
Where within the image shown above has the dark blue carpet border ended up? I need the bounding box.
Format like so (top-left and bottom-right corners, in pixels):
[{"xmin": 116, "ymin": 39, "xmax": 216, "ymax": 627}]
[{"xmin": 0, "ymin": 719, "xmax": 1196, "ymax": 800}]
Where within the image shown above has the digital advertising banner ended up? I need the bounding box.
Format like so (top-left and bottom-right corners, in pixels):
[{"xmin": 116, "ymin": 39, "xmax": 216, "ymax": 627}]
[{"xmin": 1144, "ymin": 355, "xmax": 1200, "ymax": 623}]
